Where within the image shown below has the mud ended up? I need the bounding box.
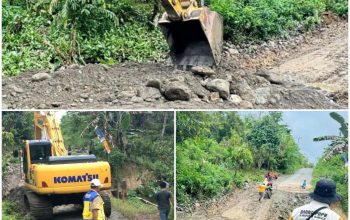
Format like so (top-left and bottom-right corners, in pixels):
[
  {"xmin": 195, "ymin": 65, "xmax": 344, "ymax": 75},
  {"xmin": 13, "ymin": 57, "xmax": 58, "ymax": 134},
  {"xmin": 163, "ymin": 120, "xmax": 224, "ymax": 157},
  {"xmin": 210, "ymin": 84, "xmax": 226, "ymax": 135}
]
[
  {"xmin": 177, "ymin": 168, "xmax": 347, "ymax": 220},
  {"xmin": 2, "ymin": 19, "xmax": 347, "ymax": 109},
  {"xmin": 177, "ymin": 169, "xmax": 312, "ymax": 220}
]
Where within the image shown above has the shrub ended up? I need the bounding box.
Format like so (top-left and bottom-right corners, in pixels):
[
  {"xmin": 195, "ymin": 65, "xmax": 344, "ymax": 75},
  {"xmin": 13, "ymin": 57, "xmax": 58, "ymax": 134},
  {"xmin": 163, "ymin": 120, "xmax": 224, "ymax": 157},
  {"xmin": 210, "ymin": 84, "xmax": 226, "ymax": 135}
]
[
  {"xmin": 210, "ymin": 0, "xmax": 327, "ymax": 42},
  {"xmin": 312, "ymin": 154, "xmax": 348, "ymax": 212}
]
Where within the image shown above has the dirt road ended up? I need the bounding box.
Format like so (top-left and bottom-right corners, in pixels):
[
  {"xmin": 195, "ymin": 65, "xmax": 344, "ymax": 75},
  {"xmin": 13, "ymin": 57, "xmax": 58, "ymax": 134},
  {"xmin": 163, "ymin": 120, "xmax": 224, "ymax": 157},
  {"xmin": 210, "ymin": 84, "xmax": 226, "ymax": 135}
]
[
  {"xmin": 2, "ymin": 19, "xmax": 347, "ymax": 109},
  {"xmin": 53, "ymin": 204, "xmax": 127, "ymax": 220},
  {"xmin": 177, "ymin": 168, "xmax": 314, "ymax": 220}
]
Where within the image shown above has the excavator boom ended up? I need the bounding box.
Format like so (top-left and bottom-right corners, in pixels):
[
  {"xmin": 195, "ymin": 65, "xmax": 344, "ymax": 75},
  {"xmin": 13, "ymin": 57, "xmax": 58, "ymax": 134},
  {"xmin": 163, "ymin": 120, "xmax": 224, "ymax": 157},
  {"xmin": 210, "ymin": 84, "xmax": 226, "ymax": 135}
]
[
  {"xmin": 159, "ymin": 0, "xmax": 223, "ymax": 69},
  {"xmin": 34, "ymin": 112, "xmax": 67, "ymax": 156}
]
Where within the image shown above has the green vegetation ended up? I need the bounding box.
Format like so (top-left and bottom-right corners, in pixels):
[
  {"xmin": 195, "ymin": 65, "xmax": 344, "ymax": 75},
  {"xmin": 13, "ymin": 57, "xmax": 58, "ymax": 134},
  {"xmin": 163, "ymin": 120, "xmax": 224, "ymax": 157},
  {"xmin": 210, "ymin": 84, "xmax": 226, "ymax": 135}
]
[
  {"xmin": 2, "ymin": 112, "xmax": 33, "ymax": 175},
  {"xmin": 211, "ymin": 0, "xmax": 347, "ymax": 42},
  {"xmin": 177, "ymin": 112, "xmax": 308, "ymax": 205},
  {"xmin": 312, "ymin": 155, "xmax": 348, "ymax": 212},
  {"xmin": 3, "ymin": 0, "xmax": 167, "ymax": 76},
  {"xmin": 112, "ymin": 196, "xmax": 174, "ymax": 219},
  {"xmin": 2, "ymin": 111, "xmax": 174, "ymax": 217},
  {"xmin": 312, "ymin": 112, "xmax": 348, "ymax": 213},
  {"xmin": 2, "ymin": 200, "xmax": 30, "ymax": 220},
  {"xmin": 3, "ymin": 0, "xmax": 347, "ymax": 76},
  {"xmin": 60, "ymin": 111, "xmax": 174, "ymax": 199}
]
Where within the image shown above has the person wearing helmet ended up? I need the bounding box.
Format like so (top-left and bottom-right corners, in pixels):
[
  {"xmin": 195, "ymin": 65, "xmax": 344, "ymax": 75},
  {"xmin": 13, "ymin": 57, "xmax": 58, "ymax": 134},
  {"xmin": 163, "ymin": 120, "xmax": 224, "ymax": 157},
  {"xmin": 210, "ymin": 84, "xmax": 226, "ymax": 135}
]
[
  {"xmin": 83, "ymin": 179, "xmax": 107, "ymax": 220},
  {"xmin": 289, "ymin": 179, "xmax": 343, "ymax": 220}
]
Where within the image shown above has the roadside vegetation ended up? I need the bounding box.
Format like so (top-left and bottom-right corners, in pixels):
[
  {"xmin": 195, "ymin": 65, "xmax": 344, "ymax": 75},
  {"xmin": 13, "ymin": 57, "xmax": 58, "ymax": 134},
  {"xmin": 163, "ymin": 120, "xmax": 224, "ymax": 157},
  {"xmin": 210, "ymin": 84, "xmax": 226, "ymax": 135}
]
[
  {"xmin": 3, "ymin": 0, "xmax": 348, "ymax": 76},
  {"xmin": 3, "ymin": 200, "xmax": 30, "ymax": 220},
  {"xmin": 2, "ymin": 111, "xmax": 174, "ymax": 219},
  {"xmin": 176, "ymin": 112, "xmax": 309, "ymax": 205},
  {"xmin": 312, "ymin": 112, "xmax": 348, "ymax": 213}
]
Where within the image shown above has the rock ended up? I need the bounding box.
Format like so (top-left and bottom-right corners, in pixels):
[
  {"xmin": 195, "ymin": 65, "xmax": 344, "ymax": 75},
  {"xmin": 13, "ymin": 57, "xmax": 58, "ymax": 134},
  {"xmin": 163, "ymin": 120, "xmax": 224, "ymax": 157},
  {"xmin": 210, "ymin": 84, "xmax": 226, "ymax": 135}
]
[
  {"xmin": 200, "ymin": 78, "xmax": 209, "ymax": 86},
  {"xmin": 2, "ymin": 103, "xmax": 8, "ymax": 109},
  {"xmin": 229, "ymin": 94, "xmax": 242, "ymax": 104},
  {"xmin": 100, "ymin": 64, "xmax": 110, "ymax": 71},
  {"xmin": 131, "ymin": 96, "xmax": 144, "ymax": 103},
  {"xmin": 254, "ymin": 87, "xmax": 271, "ymax": 105},
  {"xmin": 80, "ymin": 93, "xmax": 89, "ymax": 99},
  {"xmin": 31, "ymin": 72, "xmax": 51, "ymax": 82},
  {"xmin": 69, "ymin": 64, "xmax": 80, "ymax": 69},
  {"xmin": 226, "ymin": 74, "xmax": 233, "ymax": 82},
  {"xmin": 230, "ymin": 78, "xmax": 254, "ymax": 101},
  {"xmin": 169, "ymin": 76, "xmax": 185, "ymax": 82},
  {"xmin": 117, "ymin": 91, "xmax": 135, "ymax": 99},
  {"xmin": 240, "ymin": 101, "xmax": 253, "ymax": 109},
  {"xmin": 146, "ymin": 79, "xmax": 162, "ymax": 89},
  {"xmin": 164, "ymin": 81, "xmax": 191, "ymax": 101},
  {"xmin": 11, "ymin": 85, "xmax": 24, "ymax": 93},
  {"xmin": 191, "ymin": 66, "xmax": 215, "ymax": 76},
  {"xmin": 209, "ymin": 92, "xmax": 221, "ymax": 102},
  {"xmin": 141, "ymin": 87, "xmax": 162, "ymax": 100},
  {"xmin": 38, "ymin": 103, "xmax": 47, "ymax": 109},
  {"xmin": 51, "ymin": 102, "xmax": 62, "ymax": 107},
  {"xmin": 206, "ymin": 79, "xmax": 230, "ymax": 99},
  {"xmin": 256, "ymin": 71, "xmax": 285, "ymax": 85},
  {"xmin": 228, "ymin": 48, "xmax": 239, "ymax": 55}
]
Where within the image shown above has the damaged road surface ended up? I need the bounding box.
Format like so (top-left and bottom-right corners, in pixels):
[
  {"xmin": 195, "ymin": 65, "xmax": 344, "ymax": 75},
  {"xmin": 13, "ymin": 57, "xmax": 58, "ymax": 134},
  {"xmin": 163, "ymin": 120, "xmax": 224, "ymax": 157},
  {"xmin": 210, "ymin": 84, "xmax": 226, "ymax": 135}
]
[{"xmin": 2, "ymin": 20, "xmax": 347, "ymax": 109}]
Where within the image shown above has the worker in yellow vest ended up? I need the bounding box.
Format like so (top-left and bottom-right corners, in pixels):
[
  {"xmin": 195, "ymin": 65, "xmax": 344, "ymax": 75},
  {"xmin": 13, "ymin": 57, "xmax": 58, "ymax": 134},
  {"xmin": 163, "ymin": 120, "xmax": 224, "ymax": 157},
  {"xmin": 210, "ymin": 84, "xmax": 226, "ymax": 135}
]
[
  {"xmin": 257, "ymin": 183, "xmax": 268, "ymax": 202},
  {"xmin": 83, "ymin": 179, "xmax": 107, "ymax": 220}
]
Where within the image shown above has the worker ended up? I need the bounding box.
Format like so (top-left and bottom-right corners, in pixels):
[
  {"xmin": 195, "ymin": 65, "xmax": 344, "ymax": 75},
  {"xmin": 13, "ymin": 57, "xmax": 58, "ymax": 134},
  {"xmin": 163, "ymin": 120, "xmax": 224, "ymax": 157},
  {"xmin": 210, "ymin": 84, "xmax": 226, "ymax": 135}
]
[
  {"xmin": 289, "ymin": 179, "xmax": 343, "ymax": 220},
  {"xmin": 83, "ymin": 179, "xmax": 107, "ymax": 220},
  {"xmin": 301, "ymin": 179, "xmax": 307, "ymax": 189},
  {"xmin": 155, "ymin": 181, "xmax": 172, "ymax": 220},
  {"xmin": 257, "ymin": 183, "xmax": 267, "ymax": 202}
]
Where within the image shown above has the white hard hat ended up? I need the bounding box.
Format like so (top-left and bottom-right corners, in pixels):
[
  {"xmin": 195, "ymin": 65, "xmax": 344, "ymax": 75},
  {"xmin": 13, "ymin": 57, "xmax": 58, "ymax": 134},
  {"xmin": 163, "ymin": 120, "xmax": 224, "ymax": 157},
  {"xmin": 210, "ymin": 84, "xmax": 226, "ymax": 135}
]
[{"xmin": 91, "ymin": 179, "xmax": 102, "ymax": 187}]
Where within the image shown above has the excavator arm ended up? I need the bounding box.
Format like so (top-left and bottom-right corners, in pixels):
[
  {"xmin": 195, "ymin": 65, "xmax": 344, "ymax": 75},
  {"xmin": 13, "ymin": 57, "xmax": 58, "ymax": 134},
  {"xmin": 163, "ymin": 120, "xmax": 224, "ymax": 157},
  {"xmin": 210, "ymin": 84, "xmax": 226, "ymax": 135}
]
[
  {"xmin": 159, "ymin": 0, "xmax": 223, "ymax": 68},
  {"xmin": 95, "ymin": 126, "xmax": 112, "ymax": 154},
  {"xmin": 34, "ymin": 112, "xmax": 68, "ymax": 156},
  {"xmin": 161, "ymin": 0, "xmax": 199, "ymax": 21}
]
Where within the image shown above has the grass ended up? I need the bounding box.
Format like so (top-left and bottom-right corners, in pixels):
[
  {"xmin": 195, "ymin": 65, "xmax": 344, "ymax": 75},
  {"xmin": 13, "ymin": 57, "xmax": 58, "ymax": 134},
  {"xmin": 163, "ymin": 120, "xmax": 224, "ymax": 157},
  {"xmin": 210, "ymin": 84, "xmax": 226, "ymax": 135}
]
[
  {"xmin": 111, "ymin": 197, "xmax": 159, "ymax": 219},
  {"xmin": 2, "ymin": 200, "xmax": 30, "ymax": 220}
]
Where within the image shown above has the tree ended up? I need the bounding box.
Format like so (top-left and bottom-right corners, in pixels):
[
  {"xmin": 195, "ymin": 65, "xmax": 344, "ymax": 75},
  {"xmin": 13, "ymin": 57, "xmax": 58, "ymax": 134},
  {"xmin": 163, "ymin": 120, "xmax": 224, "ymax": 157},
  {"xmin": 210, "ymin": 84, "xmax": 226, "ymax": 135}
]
[
  {"xmin": 313, "ymin": 112, "xmax": 348, "ymax": 162},
  {"xmin": 247, "ymin": 114, "xmax": 282, "ymax": 169}
]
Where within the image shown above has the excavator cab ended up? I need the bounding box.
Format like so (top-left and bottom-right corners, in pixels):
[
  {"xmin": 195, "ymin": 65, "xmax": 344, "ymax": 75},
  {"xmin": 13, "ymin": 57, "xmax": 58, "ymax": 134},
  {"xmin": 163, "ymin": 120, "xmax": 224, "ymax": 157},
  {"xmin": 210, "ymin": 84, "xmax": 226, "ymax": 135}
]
[{"xmin": 159, "ymin": 0, "xmax": 223, "ymax": 69}]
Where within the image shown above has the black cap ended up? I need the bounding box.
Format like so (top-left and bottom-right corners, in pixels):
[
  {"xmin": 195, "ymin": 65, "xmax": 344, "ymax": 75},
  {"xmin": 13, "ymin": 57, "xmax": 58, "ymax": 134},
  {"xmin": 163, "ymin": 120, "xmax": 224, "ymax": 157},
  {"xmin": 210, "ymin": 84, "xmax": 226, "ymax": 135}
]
[{"xmin": 309, "ymin": 179, "xmax": 341, "ymax": 204}]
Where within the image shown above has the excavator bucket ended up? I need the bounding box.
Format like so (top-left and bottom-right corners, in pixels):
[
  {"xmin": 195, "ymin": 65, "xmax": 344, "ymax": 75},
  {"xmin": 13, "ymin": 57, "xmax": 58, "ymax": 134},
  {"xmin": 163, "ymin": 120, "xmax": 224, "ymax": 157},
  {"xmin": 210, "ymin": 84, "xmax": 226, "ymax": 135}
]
[{"xmin": 159, "ymin": 7, "xmax": 223, "ymax": 69}]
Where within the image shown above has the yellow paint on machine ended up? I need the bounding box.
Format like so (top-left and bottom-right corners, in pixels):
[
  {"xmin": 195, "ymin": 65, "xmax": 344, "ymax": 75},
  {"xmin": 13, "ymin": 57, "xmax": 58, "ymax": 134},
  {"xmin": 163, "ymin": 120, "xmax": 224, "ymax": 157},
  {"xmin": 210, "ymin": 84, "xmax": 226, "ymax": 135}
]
[{"xmin": 27, "ymin": 161, "xmax": 111, "ymax": 194}]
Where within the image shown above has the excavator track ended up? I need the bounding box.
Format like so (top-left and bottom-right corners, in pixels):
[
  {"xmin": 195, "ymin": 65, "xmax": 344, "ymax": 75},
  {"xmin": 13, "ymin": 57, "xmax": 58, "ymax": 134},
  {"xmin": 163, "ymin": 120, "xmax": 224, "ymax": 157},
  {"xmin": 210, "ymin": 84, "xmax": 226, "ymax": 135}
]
[
  {"xmin": 100, "ymin": 191, "xmax": 112, "ymax": 217},
  {"xmin": 25, "ymin": 191, "xmax": 53, "ymax": 220}
]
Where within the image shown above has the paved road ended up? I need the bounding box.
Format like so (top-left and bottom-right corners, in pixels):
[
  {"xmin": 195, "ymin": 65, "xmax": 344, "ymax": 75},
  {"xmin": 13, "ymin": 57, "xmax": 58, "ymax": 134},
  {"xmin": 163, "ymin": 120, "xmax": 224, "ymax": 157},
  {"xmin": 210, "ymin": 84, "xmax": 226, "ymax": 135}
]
[{"xmin": 275, "ymin": 168, "xmax": 313, "ymax": 193}]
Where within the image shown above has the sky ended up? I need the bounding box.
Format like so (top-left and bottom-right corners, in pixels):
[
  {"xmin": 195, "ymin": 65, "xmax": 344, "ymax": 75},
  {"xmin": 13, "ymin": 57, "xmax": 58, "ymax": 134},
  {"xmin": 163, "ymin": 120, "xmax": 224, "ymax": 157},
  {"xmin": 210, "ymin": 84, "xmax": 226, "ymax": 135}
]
[
  {"xmin": 51, "ymin": 110, "xmax": 347, "ymax": 164},
  {"xmin": 239, "ymin": 111, "xmax": 348, "ymax": 164}
]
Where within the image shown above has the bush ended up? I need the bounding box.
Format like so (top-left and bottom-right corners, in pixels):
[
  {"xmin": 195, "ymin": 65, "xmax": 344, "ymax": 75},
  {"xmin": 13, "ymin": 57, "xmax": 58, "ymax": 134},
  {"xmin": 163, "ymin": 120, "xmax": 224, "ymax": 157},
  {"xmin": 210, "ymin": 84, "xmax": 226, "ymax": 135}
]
[
  {"xmin": 324, "ymin": 0, "xmax": 348, "ymax": 16},
  {"xmin": 312, "ymin": 154, "xmax": 348, "ymax": 212},
  {"xmin": 2, "ymin": 200, "xmax": 30, "ymax": 220},
  {"xmin": 176, "ymin": 138, "xmax": 234, "ymax": 204},
  {"xmin": 210, "ymin": 0, "xmax": 327, "ymax": 42},
  {"xmin": 2, "ymin": 2, "xmax": 167, "ymax": 76}
]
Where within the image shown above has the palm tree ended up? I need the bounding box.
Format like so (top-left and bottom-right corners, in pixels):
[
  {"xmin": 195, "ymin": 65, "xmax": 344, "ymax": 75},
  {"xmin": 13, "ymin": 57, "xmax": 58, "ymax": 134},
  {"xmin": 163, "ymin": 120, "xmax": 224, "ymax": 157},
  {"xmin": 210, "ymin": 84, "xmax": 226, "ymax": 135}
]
[{"xmin": 313, "ymin": 112, "xmax": 348, "ymax": 162}]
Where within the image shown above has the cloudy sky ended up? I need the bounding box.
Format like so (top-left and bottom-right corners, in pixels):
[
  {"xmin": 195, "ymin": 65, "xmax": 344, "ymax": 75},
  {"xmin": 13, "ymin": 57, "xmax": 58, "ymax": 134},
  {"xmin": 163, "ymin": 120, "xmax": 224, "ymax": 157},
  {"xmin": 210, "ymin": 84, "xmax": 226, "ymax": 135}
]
[
  {"xmin": 240, "ymin": 111, "xmax": 348, "ymax": 164},
  {"xmin": 52, "ymin": 110, "xmax": 347, "ymax": 163}
]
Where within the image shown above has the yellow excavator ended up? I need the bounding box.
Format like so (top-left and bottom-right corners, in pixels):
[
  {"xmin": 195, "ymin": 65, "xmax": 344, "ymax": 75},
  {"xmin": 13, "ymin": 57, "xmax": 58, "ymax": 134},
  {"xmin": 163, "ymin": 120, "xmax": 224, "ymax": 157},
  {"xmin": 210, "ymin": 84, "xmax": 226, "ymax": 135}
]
[
  {"xmin": 13, "ymin": 112, "xmax": 112, "ymax": 220},
  {"xmin": 159, "ymin": 0, "xmax": 223, "ymax": 69}
]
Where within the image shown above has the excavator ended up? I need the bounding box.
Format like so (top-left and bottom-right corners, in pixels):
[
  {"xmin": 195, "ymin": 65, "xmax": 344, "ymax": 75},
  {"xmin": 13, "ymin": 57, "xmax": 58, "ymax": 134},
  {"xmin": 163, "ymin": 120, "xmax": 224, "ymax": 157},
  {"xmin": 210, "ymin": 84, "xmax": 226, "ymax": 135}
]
[
  {"xmin": 159, "ymin": 0, "xmax": 223, "ymax": 69},
  {"xmin": 13, "ymin": 112, "xmax": 112, "ymax": 220}
]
